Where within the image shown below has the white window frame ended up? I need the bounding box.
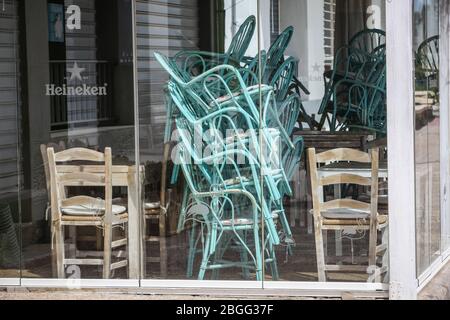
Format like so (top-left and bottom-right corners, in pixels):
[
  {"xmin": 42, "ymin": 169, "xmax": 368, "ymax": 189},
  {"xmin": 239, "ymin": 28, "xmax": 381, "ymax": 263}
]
[
  {"xmin": 387, "ymin": 0, "xmax": 450, "ymax": 299},
  {"xmin": 386, "ymin": 0, "xmax": 418, "ymax": 300}
]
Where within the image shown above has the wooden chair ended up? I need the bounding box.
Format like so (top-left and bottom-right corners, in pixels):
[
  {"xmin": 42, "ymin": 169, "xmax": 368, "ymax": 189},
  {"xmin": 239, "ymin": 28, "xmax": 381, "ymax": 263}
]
[
  {"xmin": 307, "ymin": 147, "xmax": 388, "ymax": 282},
  {"xmin": 47, "ymin": 147, "xmax": 128, "ymax": 279},
  {"xmin": 41, "ymin": 142, "xmax": 103, "ymax": 276}
]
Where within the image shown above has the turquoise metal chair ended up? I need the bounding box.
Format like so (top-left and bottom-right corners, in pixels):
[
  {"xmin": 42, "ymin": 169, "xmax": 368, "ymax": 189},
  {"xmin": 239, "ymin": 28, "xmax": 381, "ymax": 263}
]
[{"xmin": 174, "ymin": 15, "xmax": 256, "ymax": 75}]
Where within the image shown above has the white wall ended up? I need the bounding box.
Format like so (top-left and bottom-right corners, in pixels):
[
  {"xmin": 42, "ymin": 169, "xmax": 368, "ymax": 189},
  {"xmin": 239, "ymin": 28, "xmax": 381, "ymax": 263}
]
[
  {"xmin": 280, "ymin": 0, "xmax": 325, "ymax": 116},
  {"xmin": 224, "ymin": 0, "xmax": 259, "ymax": 56}
]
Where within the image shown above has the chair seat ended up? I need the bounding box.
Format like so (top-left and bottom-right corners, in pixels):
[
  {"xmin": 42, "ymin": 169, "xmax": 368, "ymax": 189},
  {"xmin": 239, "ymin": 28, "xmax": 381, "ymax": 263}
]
[
  {"xmin": 61, "ymin": 204, "xmax": 127, "ymax": 216},
  {"xmin": 321, "ymin": 209, "xmax": 388, "ymax": 226},
  {"xmin": 145, "ymin": 202, "xmax": 161, "ymax": 210},
  {"xmin": 221, "ymin": 213, "xmax": 279, "ymax": 227},
  {"xmin": 144, "ymin": 202, "xmax": 161, "ymax": 216},
  {"xmin": 61, "ymin": 212, "xmax": 128, "ymax": 222}
]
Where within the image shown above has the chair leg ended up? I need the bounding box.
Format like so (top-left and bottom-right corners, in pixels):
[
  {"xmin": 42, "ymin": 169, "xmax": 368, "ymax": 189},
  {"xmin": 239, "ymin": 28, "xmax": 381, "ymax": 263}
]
[
  {"xmin": 381, "ymin": 226, "xmax": 389, "ymax": 283},
  {"xmin": 266, "ymin": 238, "xmax": 279, "ymax": 281},
  {"xmin": 69, "ymin": 226, "xmax": 77, "ymax": 258},
  {"xmin": 278, "ymin": 208, "xmax": 293, "ymax": 240},
  {"xmin": 368, "ymin": 224, "xmax": 378, "ymax": 268},
  {"xmin": 55, "ymin": 222, "xmax": 65, "ymax": 279},
  {"xmin": 186, "ymin": 222, "xmax": 198, "ymax": 278},
  {"xmin": 177, "ymin": 188, "xmax": 190, "ymax": 233},
  {"xmin": 103, "ymin": 224, "xmax": 112, "ymax": 279},
  {"xmin": 96, "ymin": 229, "xmax": 102, "ymax": 251},
  {"xmin": 239, "ymin": 231, "xmax": 250, "ymax": 280},
  {"xmin": 211, "ymin": 234, "xmax": 231, "ymax": 280},
  {"xmin": 314, "ymin": 218, "xmax": 326, "ymax": 282},
  {"xmin": 253, "ymin": 227, "xmax": 263, "ymax": 282},
  {"xmin": 159, "ymin": 237, "xmax": 168, "ymax": 278},
  {"xmin": 198, "ymin": 231, "xmax": 211, "ymax": 281}
]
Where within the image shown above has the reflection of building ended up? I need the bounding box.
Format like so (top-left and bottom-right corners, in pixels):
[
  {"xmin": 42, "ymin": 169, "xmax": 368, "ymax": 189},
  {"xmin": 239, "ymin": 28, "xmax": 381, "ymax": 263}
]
[
  {"xmin": 0, "ymin": 0, "xmax": 22, "ymax": 205},
  {"xmin": 0, "ymin": 0, "xmax": 136, "ymax": 240}
]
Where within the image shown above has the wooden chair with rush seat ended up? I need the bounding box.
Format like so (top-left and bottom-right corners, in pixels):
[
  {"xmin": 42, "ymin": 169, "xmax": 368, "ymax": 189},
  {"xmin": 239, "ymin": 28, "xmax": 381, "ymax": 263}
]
[
  {"xmin": 308, "ymin": 147, "xmax": 388, "ymax": 282},
  {"xmin": 47, "ymin": 147, "xmax": 129, "ymax": 279}
]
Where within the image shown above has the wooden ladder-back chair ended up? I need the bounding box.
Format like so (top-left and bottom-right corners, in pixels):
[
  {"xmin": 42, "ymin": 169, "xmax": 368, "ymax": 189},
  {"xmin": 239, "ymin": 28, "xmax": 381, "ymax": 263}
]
[
  {"xmin": 47, "ymin": 147, "xmax": 128, "ymax": 279},
  {"xmin": 308, "ymin": 147, "xmax": 388, "ymax": 282}
]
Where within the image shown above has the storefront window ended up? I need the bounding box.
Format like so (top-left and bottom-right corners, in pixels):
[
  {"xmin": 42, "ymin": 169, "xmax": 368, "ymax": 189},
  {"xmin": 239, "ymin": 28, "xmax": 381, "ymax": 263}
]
[
  {"xmin": 0, "ymin": 0, "xmax": 390, "ymax": 287},
  {"xmin": 137, "ymin": 0, "xmax": 389, "ymax": 284},
  {"xmin": 263, "ymin": 0, "xmax": 388, "ymax": 283},
  {"xmin": 8, "ymin": 0, "xmax": 138, "ymax": 280},
  {"xmin": 137, "ymin": 0, "xmax": 268, "ymax": 282}
]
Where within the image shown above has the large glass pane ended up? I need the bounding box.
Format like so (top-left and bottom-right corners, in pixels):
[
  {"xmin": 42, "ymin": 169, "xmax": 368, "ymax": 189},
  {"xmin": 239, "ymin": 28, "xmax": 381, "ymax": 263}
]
[
  {"xmin": 413, "ymin": 0, "xmax": 441, "ymax": 276},
  {"xmin": 260, "ymin": 0, "xmax": 389, "ymax": 283},
  {"xmin": 0, "ymin": 0, "xmax": 21, "ymax": 281},
  {"xmin": 18, "ymin": 0, "xmax": 137, "ymax": 280},
  {"xmin": 137, "ymin": 0, "xmax": 267, "ymax": 281}
]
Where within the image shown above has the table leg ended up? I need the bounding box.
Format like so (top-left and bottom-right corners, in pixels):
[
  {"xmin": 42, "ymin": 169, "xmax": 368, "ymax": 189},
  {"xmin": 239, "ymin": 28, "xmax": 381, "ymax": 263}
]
[
  {"xmin": 305, "ymin": 159, "xmax": 313, "ymax": 234},
  {"xmin": 127, "ymin": 167, "xmax": 141, "ymax": 279},
  {"xmin": 334, "ymin": 184, "xmax": 343, "ymax": 257},
  {"xmin": 291, "ymin": 169, "xmax": 302, "ymax": 228}
]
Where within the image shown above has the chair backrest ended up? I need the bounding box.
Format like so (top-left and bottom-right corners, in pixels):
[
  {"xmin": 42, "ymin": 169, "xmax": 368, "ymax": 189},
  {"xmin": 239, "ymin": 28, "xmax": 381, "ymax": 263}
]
[
  {"xmin": 265, "ymin": 26, "xmax": 294, "ymax": 81},
  {"xmin": 417, "ymin": 35, "xmax": 439, "ymax": 76},
  {"xmin": 47, "ymin": 147, "xmax": 113, "ymax": 222},
  {"xmin": 154, "ymin": 52, "xmax": 190, "ymax": 85},
  {"xmin": 349, "ymin": 29, "xmax": 386, "ymax": 54},
  {"xmin": 174, "ymin": 116, "xmax": 263, "ymax": 195},
  {"xmin": 307, "ymin": 147, "xmax": 379, "ymax": 225},
  {"xmin": 226, "ymin": 15, "xmax": 256, "ymax": 62},
  {"xmin": 157, "ymin": 51, "xmax": 260, "ymax": 129}
]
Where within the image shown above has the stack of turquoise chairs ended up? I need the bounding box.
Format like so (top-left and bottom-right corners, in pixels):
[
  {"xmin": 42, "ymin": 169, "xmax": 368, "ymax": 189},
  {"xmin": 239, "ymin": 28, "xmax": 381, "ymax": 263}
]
[
  {"xmin": 154, "ymin": 16, "xmax": 304, "ymax": 281},
  {"xmin": 318, "ymin": 29, "xmax": 387, "ymax": 134}
]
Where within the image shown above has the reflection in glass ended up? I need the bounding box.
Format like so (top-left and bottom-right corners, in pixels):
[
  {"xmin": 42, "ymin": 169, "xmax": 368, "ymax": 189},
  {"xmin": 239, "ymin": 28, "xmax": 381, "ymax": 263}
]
[
  {"xmin": 413, "ymin": 0, "xmax": 441, "ymax": 276},
  {"xmin": 0, "ymin": 0, "xmax": 21, "ymax": 280},
  {"xmin": 272, "ymin": 0, "xmax": 388, "ymax": 283},
  {"xmin": 16, "ymin": 0, "xmax": 136, "ymax": 279}
]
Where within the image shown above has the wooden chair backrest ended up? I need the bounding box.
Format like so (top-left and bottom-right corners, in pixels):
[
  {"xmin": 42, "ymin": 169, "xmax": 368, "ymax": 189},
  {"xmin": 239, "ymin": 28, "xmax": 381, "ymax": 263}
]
[
  {"xmin": 47, "ymin": 147, "xmax": 113, "ymax": 222},
  {"xmin": 308, "ymin": 147, "xmax": 379, "ymax": 224}
]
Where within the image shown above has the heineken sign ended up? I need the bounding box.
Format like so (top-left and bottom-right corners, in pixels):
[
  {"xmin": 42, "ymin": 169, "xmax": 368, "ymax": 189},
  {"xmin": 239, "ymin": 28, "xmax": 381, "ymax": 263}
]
[{"xmin": 46, "ymin": 61, "xmax": 108, "ymax": 96}]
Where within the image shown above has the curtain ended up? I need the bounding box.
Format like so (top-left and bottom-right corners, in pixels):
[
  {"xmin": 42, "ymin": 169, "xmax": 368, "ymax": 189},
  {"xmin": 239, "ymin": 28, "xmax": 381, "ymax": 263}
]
[{"xmin": 334, "ymin": 0, "xmax": 385, "ymax": 50}]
